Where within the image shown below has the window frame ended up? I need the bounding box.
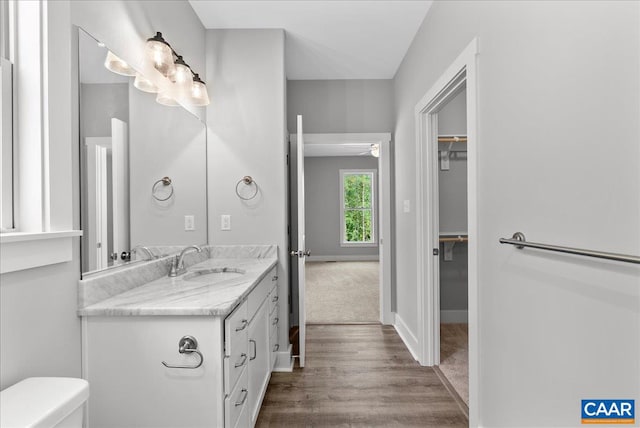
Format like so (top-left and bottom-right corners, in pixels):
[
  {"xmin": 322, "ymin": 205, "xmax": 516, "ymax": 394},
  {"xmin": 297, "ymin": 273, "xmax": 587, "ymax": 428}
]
[
  {"xmin": 0, "ymin": 0, "xmax": 15, "ymax": 231},
  {"xmin": 339, "ymin": 169, "xmax": 377, "ymax": 247}
]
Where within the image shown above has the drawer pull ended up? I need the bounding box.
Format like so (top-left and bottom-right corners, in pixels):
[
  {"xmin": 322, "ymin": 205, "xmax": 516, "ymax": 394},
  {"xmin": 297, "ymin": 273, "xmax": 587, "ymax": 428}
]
[
  {"xmin": 272, "ymin": 295, "xmax": 279, "ymax": 302},
  {"xmin": 235, "ymin": 389, "xmax": 248, "ymax": 407},
  {"xmin": 235, "ymin": 319, "xmax": 248, "ymax": 332},
  {"xmin": 161, "ymin": 336, "xmax": 204, "ymax": 370},
  {"xmin": 249, "ymin": 339, "xmax": 257, "ymax": 361},
  {"xmin": 234, "ymin": 353, "xmax": 248, "ymax": 368},
  {"xmin": 272, "ymin": 317, "xmax": 279, "ymax": 326},
  {"xmin": 273, "ymin": 343, "xmax": 279, "ymax": 352},
  {"xmin": 272, "ymin": 275, "xmax": 278, "ymax": 281}
]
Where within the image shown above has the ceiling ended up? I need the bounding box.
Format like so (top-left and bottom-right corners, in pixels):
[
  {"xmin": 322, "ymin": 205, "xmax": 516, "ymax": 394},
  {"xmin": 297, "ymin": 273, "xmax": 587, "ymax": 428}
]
[{"xmin": 188, "ymin": 0, "xmax": 433, "ymax": 80}]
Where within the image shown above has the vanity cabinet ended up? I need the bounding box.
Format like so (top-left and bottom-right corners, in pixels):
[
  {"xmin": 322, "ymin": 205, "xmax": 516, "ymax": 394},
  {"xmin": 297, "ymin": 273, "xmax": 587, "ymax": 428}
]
[{"xmin": 83, "ymin": 266, "xmax": 278, "ymax": 428}]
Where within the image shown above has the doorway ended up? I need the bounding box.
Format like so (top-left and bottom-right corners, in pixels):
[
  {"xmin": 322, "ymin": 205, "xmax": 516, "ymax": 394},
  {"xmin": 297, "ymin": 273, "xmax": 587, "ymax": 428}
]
[
  {"xmin": 414, "ymin": 38, "xmax": 478, "ymax": 424},
  {"xmin": 288, "ymin": 131, "xmax": 393, "ymax": 365}
]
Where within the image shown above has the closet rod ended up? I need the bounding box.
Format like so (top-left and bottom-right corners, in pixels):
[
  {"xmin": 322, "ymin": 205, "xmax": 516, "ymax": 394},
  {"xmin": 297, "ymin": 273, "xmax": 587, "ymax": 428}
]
[
  {"xmin": 439, "ymin": 235, "xmax": 468, "ymax": 243},
  {"xmin": 438, "ymin": 136, "xmax": 467, "ymax": 143}
]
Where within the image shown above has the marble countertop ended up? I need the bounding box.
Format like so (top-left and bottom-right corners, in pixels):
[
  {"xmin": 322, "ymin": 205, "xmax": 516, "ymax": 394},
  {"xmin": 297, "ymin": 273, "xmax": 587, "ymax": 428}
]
[{"xmin": 78, "ymin": 255, "xmax": 277, "ymax": 317}]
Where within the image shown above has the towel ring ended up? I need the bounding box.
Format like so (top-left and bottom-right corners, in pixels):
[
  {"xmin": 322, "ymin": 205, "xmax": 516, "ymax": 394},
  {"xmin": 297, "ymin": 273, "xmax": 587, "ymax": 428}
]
[
  {"xmin": 152, "ymin": 177, "xmax": 174, "ymax": 201},
  {"xmin": 235, "ymin": 176, "xmax": 259, "ymax": 200}
]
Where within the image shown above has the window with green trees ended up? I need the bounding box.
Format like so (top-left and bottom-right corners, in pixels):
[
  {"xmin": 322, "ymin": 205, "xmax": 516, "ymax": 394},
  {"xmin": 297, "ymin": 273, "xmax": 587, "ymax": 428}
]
[{"xmin": 340, "ymin": 170, "xmax": 376, "ymax": 245}]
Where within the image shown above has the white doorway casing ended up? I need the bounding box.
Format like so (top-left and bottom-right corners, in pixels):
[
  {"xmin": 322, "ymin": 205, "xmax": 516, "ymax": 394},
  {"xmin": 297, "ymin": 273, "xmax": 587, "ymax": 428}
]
[{"xmin": 414, "ymin": 38, "xmax": 478, "ymax": 426}]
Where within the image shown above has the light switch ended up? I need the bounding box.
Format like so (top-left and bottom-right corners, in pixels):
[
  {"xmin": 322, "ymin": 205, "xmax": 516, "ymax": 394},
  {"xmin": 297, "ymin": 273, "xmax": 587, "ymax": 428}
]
[
  {"xmin": 184, "ymin": 215, "xmax": 195, "ymax": 231},
  {"xmin": 403, "ymin": 200, "xmax": 410, "ymax": 213},
  {"xmin": 221, "ymin": 215, "xmax": 231, "ymax": 231}
]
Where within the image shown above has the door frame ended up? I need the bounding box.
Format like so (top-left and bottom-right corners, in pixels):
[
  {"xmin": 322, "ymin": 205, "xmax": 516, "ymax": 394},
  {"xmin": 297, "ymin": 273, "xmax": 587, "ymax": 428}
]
[
  {"xmin": 414, "ymin": 38, "xmax": 478, "ymax": 425},
  {"xmin": 295, "ymin": 132, "xmax": 393, "ymax": 325}
]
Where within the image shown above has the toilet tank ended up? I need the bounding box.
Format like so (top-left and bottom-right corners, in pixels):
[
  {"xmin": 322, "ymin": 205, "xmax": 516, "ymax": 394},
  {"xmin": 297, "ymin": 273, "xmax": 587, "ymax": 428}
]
[{"xmin": 0, "ymin": 377, "xmax": 89, "ymax": 428}]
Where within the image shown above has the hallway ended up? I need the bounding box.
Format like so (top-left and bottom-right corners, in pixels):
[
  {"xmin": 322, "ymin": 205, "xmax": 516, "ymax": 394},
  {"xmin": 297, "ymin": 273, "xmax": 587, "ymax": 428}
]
[{"xmin": 256, "ymin": 325, "xmax": 468, "ymax": 427}]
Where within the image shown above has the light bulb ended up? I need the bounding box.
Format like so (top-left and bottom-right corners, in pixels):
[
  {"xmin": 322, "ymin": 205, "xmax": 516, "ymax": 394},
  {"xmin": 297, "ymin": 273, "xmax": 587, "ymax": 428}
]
[{"xmin": 145, "ymin": 32, "xmax": 175, "ymax": 78}]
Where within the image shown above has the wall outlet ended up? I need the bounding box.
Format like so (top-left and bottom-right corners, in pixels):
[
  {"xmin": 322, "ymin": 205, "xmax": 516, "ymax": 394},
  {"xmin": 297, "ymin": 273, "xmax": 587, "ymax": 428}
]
[
  {"xmin": 184, "ymin": 215, "xmax": 195, "ymax": 231},
  {"xmin": 403, "ymin": 200, "xmax": 410, "ymax": 213},
  {"xmin": 221, "ymin": 215, "xmax": 231, "ymax": 231}
]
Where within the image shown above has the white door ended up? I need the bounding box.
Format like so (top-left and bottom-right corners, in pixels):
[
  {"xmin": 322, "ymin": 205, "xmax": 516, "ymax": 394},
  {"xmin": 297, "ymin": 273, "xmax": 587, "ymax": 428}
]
[
  {"xmin": 111, "ymin": 118, "xmax": 129, "ymax": 262},
  {"xmin": 85, "ymin": 137, "xmax": 111, "ymax": 271},
  {"xmin": 294, "ymin": 115, "xmax": 308, "ymax": 368}
]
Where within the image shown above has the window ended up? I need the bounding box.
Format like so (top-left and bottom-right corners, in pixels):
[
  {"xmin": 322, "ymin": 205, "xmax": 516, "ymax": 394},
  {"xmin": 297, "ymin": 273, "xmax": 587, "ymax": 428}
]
[
  {"xmin": 340, "ymin": 169, "xmax": 376, "ymax": 246},
  {"xmin": 0, "ymin": 0, "xmax": 14, "ymax": 231}
]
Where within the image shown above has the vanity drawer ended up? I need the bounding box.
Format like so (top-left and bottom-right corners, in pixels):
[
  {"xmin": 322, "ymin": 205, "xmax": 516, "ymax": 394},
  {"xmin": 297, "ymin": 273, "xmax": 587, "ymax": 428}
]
[
  {"xmin": 225, "ymin": 300, "xmax": 248, "ymax": 393},
  {"xmin": 268, "ymin": 282, "xmax": 278, "ymax": 316},
  {"xmin": 225, "ymin": 366, "xmax": 248, "ymax": 428},
  {"xmin": 269, "ymin": 303, "xmax": 279, "ymax": 340},
  {"xmin": 247, "ymin": 268, "xmax": 275, "ymax": 321},
  {"xmin": 270, "ymin": 329, "xmax": 279, "ymax": 370}
]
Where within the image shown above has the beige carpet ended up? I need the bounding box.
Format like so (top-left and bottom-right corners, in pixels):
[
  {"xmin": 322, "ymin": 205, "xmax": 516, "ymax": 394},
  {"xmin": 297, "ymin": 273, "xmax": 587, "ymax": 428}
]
[
  {"xmin": 439, "ymin": 323, "xmax": 469, "ymax": 405},
  {"xmin": 305, "ymin": 261, "xmax": 379, "ymax": 323}
]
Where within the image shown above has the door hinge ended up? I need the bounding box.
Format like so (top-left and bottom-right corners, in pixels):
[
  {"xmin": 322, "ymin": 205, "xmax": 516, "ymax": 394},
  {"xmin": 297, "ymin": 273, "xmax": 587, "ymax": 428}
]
[
  {"xmin": 433, "ymin": 248, "xmax": 439, "ymax": 256},
  {"xmin": 286, "ymin": 154, "xmax": 289, "ymax": 165}
]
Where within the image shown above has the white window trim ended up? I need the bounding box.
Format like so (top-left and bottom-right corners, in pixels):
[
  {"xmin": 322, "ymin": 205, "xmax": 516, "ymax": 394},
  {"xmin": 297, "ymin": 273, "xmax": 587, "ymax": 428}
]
[
  {"xmin": 339, "ymin": 169, "xmax": 377, "ymax": 248},
  {"xmin": 0, "ymin": 0, "xmax": 81, "ymax": 274}
]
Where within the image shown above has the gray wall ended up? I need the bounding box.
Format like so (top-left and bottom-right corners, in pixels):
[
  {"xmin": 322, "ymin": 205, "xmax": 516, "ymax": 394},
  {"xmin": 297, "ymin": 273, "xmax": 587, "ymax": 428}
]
[
  {"xmin": 128, "ymin": 83, "xmax": 207, "ymax": 247},
  {"xmin": 287, "ymin": 80, "xmax": 394, "ymax": 133},
  {"xmin": 205, "ymin": 29, "xmax": 289, "ymax": 352},
  {"xmin": 393, "ymin": 1, "xmax": 639, "ymax": 425},
  {"xmin": 305, "ymin": 156, "xmax": 379, "ymax": 259},
  {"xmin": 80, "ymin": 83, "xmax": 129, "ymax": 138},
  {"xmin": 438, "ymin": 89, "xmax": 468, "ymax": 313},
  {"xmin": 0, "ymin": 0, "xmax": 205, "ymax": 390}
]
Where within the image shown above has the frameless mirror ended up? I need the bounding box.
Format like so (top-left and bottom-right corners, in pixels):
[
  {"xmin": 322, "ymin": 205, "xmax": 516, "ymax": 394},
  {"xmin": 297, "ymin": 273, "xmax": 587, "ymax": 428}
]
[{"xmin": 79, "ymin": 28, "xmax": 207, "ymax": 276}]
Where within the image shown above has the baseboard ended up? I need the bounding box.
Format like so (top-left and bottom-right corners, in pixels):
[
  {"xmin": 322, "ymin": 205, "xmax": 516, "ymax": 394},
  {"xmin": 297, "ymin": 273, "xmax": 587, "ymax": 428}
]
[
  {"xmin": 440, "ymin": 310, "xmax": 468, "ymax": 323},
  {"xmin": 393, "ymin": 313, "xmax": 420, "ymax": 362},
  {"xmin": 306, "ymin": 255, "xmax": 379, "ymax": 262},
  {"xmin": 273, "ymin": 344, "xmax": 294, "ymax": 372}
]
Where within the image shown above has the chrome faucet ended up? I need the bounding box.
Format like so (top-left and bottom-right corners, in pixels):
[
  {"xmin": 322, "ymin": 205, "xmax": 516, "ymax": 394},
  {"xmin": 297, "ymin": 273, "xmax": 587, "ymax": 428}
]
[
  {"xmin": 131, "ymin": 245, "xmax": 155, "ymax": 261},
  {"xmin": 169, "ymin": 245, "xmax": 202, "ymax": 277}
]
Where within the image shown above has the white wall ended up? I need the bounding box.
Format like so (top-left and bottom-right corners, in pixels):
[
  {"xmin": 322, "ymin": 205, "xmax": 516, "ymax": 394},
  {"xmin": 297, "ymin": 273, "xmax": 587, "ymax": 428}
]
[
  {"xmin": 287, "ymin": 79, "xmax": 394, "ymax": 133},
  {"xmin": 205, "ymin": 29, "xmax": 289, "ymax": 353},
  {"xmin": 0, "ymin": 0, "xmax": 205, "ymax": 390},
  {"xmin": 305, "ymin": 156, "xmax": 379, "ymax": 259},
  {"xmin": 393, "ymin": 1, "xmax": 639, "ymax": 426}
]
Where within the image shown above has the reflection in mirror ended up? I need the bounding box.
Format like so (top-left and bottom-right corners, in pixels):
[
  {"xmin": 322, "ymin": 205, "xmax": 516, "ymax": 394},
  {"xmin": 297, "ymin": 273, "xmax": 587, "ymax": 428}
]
[{"xmin": 79, "ymin": 28, "xmax": 207, "ymax": 276}]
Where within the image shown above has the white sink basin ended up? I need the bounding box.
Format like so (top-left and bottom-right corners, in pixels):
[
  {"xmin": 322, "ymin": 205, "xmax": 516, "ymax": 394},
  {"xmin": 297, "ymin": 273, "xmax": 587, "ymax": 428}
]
[{"xmin": 183, "ymin": 267, "xmax": 246, "ymax": 283}]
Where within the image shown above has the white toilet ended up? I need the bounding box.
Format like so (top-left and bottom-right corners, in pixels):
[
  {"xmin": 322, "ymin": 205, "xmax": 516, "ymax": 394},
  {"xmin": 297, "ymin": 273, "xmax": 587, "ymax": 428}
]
[{"xmin": 0, "ymin": 377, "xmax": 89, "ymax": 428}]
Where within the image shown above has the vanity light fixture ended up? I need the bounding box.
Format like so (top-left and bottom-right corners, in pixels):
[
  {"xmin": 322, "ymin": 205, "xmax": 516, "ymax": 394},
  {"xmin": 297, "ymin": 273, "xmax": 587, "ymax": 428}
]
[
  {"xmin": 104, "ymin": 51, "xmax": 136, "ymax": 76},
  {"xmin": 145, "ymin": 32, "xmax": 176, "ymax": 78},
  {"xmin": 133, "ymin": 72, "xmax": 159, "ymax": 93},
  {"xmin": 141, "ymin": 32, "xmax": 210, "ymax": 107},
  {"xmin": 370, "ymin": 143, "xmax": 380, "ymax": 158}
]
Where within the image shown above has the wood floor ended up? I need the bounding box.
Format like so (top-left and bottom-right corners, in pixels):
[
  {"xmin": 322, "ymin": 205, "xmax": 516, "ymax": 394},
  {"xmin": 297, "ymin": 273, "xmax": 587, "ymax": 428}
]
[{"xmin": 256, "ymin": 325, "xmax": 468, "ymax": 427}]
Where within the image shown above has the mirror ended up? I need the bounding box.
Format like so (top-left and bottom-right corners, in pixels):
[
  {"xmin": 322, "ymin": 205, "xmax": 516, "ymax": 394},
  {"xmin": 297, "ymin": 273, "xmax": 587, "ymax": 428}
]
[{"xmin": 79, "ymin": 28, "xmax": 207, "ymax": 276}]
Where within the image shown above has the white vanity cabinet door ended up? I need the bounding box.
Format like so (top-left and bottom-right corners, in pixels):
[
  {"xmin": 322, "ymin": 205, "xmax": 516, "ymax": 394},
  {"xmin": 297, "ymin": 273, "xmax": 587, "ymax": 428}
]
[{"xmin": 248, "ymin": 300, "xmax": 271, "ymax": 426}]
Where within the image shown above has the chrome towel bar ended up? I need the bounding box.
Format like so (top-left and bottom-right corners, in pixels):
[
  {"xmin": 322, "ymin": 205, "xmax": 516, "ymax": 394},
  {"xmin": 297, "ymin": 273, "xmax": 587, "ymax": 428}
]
[
  {"xmin": 162, "ymin": 336, "xmax": 204, "ymax": 369},
  {"xmin": 499, "ymin": 232, "xmax": 640, "ymax": 265}
]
